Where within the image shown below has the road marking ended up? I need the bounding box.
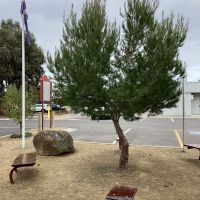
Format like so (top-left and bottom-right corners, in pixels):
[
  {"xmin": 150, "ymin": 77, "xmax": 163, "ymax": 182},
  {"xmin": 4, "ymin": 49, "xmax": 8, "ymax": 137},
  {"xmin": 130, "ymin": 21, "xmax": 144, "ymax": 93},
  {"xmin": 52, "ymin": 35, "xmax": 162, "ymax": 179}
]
[
  {"xmin": 189, "ymin": 130, "xmax": 200, "ymax": 135},
  {"xmin": 64, "ymin": 128, "xmax": 77, "ymax": 133},
  {"xmin": 66, "ymin": 119, "xmax": 80, "ymax": 121},
  {"xmin": 175, "ymin": 130, "xmax": 183, "ymax": 147},
  {"xmin": 171, "ymin": 117, "xmax": 174, "ymax": 123},
  {"xmin": 0, "ymin": 127, "xmax": 18, "ymax": 129},
  {"xmin": 112, "ymin": 128, "xmax": 132, "ymax": 144},
  {"xmin": 124, "ymin": 128, "xmax": 132, "ymax": 135}
]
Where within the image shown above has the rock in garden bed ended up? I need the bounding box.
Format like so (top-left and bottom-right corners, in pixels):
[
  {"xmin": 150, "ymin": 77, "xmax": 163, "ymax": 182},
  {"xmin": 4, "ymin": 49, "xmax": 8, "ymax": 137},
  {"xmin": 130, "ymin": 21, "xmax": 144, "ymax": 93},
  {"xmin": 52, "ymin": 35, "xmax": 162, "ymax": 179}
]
[{"xmin": 33, "ymin": 130, "xmax": 75, "ymax": 156}]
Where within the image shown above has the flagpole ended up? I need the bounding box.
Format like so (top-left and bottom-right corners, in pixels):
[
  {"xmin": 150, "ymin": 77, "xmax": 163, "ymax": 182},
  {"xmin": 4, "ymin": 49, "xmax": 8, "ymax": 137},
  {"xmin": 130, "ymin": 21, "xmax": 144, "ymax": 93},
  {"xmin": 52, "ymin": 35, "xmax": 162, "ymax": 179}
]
[
  {"xmin": 21, "ymin": 14, "xmax": 26, "ymax": 149},
  {"xmin": 182, "ymin": 76, "xmax": 185, "ymax": 152}
]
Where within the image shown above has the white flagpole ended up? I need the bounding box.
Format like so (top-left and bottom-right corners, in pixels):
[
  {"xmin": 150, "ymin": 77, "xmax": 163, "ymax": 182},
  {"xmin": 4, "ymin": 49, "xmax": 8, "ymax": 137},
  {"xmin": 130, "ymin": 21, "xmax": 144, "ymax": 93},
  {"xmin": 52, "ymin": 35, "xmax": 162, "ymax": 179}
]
[
  {"xmin": 182, "ymin": 76, "xmax": 185, "ymax": 152},
  {"xmin": 21, "ymin": 14, "xmax": 26, "ymax": 149}
]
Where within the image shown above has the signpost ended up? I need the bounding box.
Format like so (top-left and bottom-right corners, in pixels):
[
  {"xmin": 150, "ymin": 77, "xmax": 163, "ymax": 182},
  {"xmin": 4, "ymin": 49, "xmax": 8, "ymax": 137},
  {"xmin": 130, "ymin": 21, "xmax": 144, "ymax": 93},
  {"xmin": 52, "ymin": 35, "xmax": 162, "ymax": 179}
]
[{"xmin": 40, "ymin": 75, "xmax": 52, "ymax": 130}]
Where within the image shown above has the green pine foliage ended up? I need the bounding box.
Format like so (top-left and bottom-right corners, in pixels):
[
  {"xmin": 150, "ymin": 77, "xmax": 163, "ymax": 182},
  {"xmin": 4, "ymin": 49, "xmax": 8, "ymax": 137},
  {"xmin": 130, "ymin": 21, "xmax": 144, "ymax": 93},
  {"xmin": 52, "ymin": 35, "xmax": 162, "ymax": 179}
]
[
  {"xmin": 47, "ymin": 0, "xmax": 187, "ymax": 169},
  {"xmin": 47, "ymin": 0, "xmax": 187, "ymax": 120}
]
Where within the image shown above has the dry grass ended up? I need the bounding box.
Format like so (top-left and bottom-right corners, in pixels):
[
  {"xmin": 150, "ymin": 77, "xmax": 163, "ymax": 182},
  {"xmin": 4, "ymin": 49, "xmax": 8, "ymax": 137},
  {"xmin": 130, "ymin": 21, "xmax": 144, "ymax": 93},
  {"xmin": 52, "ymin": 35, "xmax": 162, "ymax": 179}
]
[{"xmin": 0, "ymin": 135, "xmax": 200, "ymax": 200}]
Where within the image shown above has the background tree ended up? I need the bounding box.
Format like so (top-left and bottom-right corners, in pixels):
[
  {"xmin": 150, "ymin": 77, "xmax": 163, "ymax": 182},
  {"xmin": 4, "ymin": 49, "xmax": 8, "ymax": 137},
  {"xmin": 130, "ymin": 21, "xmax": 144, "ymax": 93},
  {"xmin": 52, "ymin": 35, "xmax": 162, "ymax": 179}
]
[
  {"xmin": 2, "ymin": 84, "xmax": 38, "ymax": 133},
  {"xmin": 0, "ymin": 19, "xmax": 45, "ymax": 100},
  {"xmin": 47, "ymin": 0, "xmax": 187, "ymax": 169}
]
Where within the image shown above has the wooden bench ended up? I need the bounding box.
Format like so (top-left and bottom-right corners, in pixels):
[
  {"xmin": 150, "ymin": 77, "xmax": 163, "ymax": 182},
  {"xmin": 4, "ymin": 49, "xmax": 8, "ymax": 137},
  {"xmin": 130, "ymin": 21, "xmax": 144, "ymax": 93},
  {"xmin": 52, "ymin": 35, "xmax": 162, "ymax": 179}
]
[
  {"xmin": 10, "ymin": 153, "xmax": 36, "ymax": 184},
  {"xmin": 184, "ymin": 144, "xmax": 200, "ymax": 160},
  {"xmin": 106, "ymin": 186, "xmax": 137, "ymax": 200}
]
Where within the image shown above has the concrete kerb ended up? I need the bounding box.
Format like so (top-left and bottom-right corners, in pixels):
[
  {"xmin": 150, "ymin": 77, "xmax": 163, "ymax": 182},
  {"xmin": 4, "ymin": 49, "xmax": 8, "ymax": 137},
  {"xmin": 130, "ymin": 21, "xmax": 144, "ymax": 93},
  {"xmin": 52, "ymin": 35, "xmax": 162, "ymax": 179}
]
[
  {"xmin": 1, "ymin": 114, "xmax": 200, "ymax": 121},
  {"xmin": 0, "ymin": 114, "xmax": 74, "ymax": 121},
  {"xmin": 74, "ymin": 140, "xmax": 181, "ymax": 149},
  {"xmin": 150, "ymin": 115, "xmax": 200, "ymax": 119},
  {"xmin": 0, "ymin": 134, "xmax": 12, "ymax": 138},
  {"xmin": 0, "ymin": 133, "xmax": 181, "ymax": 149}
]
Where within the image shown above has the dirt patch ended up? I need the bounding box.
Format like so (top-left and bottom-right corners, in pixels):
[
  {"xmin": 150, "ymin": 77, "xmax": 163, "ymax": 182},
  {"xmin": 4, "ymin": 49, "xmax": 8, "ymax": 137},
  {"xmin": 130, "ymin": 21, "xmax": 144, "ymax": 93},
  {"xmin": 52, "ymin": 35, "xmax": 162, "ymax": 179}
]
[{"xmin": 0, "ymin": 137, "xmax": 199, "ymax": 200}]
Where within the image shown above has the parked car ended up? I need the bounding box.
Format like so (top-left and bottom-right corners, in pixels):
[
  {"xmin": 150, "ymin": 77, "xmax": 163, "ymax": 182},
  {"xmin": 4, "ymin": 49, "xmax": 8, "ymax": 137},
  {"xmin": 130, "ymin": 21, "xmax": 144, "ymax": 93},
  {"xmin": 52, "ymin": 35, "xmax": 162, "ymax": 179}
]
[
  {"xmin": 91, "ymin": 108, "xmax": 111, "ymax": 120},
  {"xmin": 31, "ymin": 104, "xmax": 48, "ymax": 112},
  {"xmin": 61, "ymin": 106, "xmax": 71, "ymax": 112},
  {"xmin": 91, "ymin": 114, "xmax": 111, "ymax": 120},
  {"xmin": 51, "ymin": 104, "xmax": 61, "ymax": 111}
]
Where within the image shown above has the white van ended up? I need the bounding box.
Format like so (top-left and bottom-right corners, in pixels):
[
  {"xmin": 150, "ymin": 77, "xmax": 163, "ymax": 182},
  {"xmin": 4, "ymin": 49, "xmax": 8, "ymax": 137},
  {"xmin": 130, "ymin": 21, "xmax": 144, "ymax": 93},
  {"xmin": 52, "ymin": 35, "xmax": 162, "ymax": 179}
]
[{"xmin": 32, "ymin": 104, "xmax": 49, "ymax": 112}]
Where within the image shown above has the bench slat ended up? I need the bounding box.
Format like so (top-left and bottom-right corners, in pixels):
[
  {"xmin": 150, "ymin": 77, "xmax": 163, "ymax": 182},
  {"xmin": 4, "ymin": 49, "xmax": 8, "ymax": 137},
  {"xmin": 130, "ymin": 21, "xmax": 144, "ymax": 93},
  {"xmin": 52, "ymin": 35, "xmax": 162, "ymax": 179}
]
[
  {"xmin": 12, "ymin": 153, "xmax": 36, "ymax": 167},
  {"xmin": 106, "ymin": 186, "xmax": 137, "ymax": 200}
]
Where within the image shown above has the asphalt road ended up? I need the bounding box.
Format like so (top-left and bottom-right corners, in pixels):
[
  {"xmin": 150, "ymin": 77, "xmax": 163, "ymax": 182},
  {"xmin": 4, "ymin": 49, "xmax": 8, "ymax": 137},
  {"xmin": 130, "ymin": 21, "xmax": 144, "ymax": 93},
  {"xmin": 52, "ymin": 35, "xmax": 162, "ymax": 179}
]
[{"xmin": 0, "ymin": 115, "xmax": 200, "ymax": 147}]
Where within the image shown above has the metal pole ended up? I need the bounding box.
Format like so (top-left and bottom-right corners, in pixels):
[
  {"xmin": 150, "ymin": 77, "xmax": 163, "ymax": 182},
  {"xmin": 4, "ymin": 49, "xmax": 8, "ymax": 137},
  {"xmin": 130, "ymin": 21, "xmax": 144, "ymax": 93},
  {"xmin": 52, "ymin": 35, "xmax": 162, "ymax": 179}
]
[
  {"xmin": 50, "ymin": 81, "xmax": 53, "ymax": 129},
  {"xmin": 38, "ymin": 112, "xmax": 42, "ymax": 130},
  {"xmin": 21, "ymin": 15, "xmax": 26, "ymax": 149},
  {"xmin": 182, "ymin": 77, "xmax": 185, "ymax": 152},
  {"xmin": 42, "ymin": 101, "xmax": 44, "ymax": 130}
]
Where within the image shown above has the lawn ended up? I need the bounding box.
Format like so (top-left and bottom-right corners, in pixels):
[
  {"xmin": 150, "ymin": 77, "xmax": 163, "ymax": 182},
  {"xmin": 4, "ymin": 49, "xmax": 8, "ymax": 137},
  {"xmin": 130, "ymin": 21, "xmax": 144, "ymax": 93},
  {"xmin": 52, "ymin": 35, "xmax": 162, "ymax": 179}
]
[{"xmin": 0, "ymin": 134, "xmax": 199, "ymax": 200}]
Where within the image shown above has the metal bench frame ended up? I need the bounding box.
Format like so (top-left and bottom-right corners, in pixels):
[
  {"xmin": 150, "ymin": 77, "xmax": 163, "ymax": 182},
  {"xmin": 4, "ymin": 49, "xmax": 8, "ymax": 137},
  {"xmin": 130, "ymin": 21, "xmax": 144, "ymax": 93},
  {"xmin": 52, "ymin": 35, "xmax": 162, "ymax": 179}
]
[
  {"xmin": 184, "ymin": 144, "xmax": 200, "ymax": 160},
  {"xmin": 10, "ymin": 153, "xmax": 36, "ymax": 184}
]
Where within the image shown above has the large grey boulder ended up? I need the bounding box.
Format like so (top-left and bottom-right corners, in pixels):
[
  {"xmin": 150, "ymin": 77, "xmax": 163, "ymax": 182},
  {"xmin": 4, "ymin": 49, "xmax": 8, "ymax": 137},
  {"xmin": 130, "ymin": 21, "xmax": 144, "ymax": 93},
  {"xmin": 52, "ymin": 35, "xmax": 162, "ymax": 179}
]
[{"xmin": 33, "ymin": 130, "xmax": 75, "ymax": 156}]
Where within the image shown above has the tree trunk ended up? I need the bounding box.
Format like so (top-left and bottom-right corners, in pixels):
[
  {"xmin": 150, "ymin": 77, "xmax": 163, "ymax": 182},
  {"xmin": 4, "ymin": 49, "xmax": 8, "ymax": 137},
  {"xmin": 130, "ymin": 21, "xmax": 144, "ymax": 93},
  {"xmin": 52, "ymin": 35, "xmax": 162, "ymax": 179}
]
[{"xmin": 111, "ymin": 113, "xmax": 129, "ymax": 170}]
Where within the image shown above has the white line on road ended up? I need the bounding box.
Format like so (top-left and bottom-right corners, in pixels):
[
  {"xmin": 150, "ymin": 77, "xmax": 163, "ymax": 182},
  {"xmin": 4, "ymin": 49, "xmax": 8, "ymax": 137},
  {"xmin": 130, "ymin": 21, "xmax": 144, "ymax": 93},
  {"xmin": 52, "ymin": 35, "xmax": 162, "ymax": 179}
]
[
  {"xmin": 189, "ymin": 130, "xmax": 200, "ymax": 135},
  {"xmin": 112, "ymin": 128, "xmax": 132, "ymax": 144},
  {"xmin": 124, "ymin": 128, "xmax": 132, "ymax": 135},
  {"xmin": 112, "ymin": 139, "xmax": 117, "ymax": 144},
  {"xmin": 0, "ymin": 126, "xmax": 34, "ymax": 129},
  {"xmin": 171, "ymin": 117, "xmax": 174, "ymax": 123},
  {"xmin": 66, "ymin": 119, "xmax": 80, "ymax": 121},
  {"xmin": 64, "ymin": 128, "xmax": 77, "ymax": 133},
  {"xmin": 0, "ymin": 127, "xmax": 18, "ymax": 129}
]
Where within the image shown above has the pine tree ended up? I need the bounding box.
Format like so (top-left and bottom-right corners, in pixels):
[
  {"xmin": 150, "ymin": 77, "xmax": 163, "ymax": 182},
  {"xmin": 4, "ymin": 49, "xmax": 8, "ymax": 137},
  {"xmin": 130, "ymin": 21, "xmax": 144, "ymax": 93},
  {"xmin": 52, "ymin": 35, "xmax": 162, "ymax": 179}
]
[{"xmin": 47, "ymin": 0, "xmax": 187, "ymax": 169}]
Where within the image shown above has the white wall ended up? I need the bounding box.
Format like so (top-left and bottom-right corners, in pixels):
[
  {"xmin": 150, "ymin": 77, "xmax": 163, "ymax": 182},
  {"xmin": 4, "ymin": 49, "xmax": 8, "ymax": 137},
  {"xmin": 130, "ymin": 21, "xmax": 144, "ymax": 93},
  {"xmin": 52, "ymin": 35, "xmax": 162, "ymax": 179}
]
[{"xmin": 161, "ymin": 81, "xmax": 200, "ymax": 116}]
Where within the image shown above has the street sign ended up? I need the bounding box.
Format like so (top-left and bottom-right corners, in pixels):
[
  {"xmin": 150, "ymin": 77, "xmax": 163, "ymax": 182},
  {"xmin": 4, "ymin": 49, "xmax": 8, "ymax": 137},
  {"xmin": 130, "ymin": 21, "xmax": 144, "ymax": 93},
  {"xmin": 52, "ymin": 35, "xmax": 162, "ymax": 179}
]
[
  {"xmin": 39, "ymin": 75, "xmax": 53, "ymax": 129},
  {"xmin": 40, "ymin": 75, "xmax": 52, "ymax": 102}
]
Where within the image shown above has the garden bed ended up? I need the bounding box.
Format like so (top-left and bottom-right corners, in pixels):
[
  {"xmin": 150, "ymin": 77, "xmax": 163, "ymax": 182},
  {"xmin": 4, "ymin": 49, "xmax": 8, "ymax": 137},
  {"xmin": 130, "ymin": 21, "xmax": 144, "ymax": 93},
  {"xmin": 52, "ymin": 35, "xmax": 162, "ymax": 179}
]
[{"xmin": 0, "ymin": 136, "xmax": 199, "ymax": 200}]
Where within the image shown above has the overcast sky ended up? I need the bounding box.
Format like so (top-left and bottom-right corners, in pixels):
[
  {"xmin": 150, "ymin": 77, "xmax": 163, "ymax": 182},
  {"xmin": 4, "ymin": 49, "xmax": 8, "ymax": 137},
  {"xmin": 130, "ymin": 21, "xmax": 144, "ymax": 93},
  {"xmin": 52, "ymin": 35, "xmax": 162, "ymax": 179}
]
[{"xmin": 0, "ymin": 0, "xmax": 200, "ymax": 82}]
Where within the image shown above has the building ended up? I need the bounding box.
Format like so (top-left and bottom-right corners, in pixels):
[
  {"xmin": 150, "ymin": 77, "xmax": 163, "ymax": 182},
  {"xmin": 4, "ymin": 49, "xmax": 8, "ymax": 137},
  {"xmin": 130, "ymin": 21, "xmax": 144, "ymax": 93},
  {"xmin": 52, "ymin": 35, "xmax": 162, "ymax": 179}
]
[{"xmin": 162, "ymin": 79, "xmax": 200, "ymax": 116}]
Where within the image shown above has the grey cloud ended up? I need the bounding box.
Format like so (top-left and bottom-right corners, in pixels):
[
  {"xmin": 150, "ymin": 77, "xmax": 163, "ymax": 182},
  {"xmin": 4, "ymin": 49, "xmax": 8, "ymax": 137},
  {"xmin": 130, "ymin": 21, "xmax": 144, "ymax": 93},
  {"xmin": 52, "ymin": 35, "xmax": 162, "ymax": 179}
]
[{"xmin": 0, "ymin": 0, "xmax": 199, "ymax": 81}]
